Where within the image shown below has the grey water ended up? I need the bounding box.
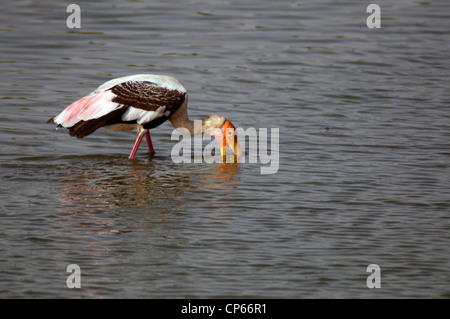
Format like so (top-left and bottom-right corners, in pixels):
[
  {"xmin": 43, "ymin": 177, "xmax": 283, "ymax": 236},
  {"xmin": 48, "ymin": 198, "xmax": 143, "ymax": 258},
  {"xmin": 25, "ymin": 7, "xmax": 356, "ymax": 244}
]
[{"xmin": 1, "ymin": 0, "xmax": 449, "ymax": 298}]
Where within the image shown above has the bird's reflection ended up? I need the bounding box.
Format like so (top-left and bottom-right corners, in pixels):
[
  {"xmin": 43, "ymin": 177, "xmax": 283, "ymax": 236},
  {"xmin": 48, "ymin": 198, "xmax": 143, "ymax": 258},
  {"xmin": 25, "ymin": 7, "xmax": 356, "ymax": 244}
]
[
  {"xmin": 203, "ymin": 161, "xmax": 240, "ymax": 190},
  {"xmin": 52, "ymin": 156, "xmax": 241, "ymax": 272},
  {"xmin": 56, "ymin": 156, "xmax": 240, "ymax": 215}
]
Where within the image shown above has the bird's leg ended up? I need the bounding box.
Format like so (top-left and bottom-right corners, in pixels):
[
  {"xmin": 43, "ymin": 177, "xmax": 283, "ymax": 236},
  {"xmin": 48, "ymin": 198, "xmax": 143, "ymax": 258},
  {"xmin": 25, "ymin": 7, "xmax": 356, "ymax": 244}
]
[
  {"xmin": 129, "ymin": 131, "xmax": 146, "ymax": 159},
  {"xmin": 145, "ymin": 131, "xmax": 155, "ymax": 155}
]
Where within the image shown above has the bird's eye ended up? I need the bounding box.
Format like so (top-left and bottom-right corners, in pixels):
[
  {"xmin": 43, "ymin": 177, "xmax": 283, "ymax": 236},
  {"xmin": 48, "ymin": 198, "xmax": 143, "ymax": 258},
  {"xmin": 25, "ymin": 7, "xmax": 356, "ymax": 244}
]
[{"xmin": 226, "ymin": 129, "xmax": 234, "ymax": 136}]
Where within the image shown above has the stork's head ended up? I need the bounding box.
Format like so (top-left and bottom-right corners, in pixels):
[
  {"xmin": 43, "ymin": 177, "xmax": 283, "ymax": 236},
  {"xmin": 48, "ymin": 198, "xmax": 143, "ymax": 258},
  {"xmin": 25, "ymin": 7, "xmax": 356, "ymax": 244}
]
[{"xmin": 202, "ymin": 115, "xmax": 243, "ymax": 158}]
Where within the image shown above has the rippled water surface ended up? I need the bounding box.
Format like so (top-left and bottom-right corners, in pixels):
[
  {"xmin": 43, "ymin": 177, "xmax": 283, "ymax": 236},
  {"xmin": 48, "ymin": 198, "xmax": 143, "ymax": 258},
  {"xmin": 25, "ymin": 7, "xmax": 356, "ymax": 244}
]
[{"xmin": 1, "ymin": 0, "xmax": 449, "ymax": 298}]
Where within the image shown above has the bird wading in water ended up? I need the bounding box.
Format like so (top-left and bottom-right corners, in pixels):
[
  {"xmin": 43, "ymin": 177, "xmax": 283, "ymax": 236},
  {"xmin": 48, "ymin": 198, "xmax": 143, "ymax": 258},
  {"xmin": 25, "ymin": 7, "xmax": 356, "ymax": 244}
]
[{"xmin": 47, "ymin": 74, "xmax": 243, "ymax": 160}]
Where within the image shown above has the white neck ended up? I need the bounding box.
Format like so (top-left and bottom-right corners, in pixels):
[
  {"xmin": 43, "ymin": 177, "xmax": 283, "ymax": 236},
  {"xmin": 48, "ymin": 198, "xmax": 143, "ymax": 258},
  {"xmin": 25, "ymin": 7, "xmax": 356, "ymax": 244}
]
[{"xmin": 168, "ymin": 101, "xmax": 201, "ymax": 135}]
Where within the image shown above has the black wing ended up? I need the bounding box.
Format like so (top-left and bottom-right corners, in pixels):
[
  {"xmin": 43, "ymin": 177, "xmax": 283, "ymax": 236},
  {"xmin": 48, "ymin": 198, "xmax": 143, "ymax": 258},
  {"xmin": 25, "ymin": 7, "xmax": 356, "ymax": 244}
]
[{"xmin": 110, "ymin": 81, "xmax": 186, "ymax": 113}]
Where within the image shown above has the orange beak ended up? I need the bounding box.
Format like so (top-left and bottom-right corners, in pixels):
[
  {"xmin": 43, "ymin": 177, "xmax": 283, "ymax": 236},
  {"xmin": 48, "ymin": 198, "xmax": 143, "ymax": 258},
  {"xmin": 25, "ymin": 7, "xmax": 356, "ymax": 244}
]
[{"xmin": 221, "ymin": 120, "xmax": 243, "ymax": 159}]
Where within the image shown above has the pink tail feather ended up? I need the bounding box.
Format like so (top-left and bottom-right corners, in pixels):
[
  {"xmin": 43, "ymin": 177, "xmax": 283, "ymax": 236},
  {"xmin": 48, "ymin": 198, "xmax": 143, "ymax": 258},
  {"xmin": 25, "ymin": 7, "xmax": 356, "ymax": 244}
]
[{"xmin": 53, "ymin": 90, "xmax": 118, "ymax": 128}]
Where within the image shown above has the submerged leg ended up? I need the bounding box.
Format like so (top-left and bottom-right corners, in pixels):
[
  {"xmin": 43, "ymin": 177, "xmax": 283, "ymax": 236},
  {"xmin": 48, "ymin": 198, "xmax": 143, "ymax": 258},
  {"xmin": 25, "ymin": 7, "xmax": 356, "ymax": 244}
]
[
  {"xmin": 129, "ymin": 131, "xmax": 146, "ymax": 159},
  {"xmin": 145, "ymin": 131, "xmax": 155, "ymax": 155}
]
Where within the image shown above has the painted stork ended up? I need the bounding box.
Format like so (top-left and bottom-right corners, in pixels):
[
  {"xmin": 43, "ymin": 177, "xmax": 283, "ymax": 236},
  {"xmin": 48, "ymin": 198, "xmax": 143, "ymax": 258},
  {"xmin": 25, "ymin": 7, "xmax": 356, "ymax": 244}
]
[{"xmin": 47, "ymin": 74, "xmax": 242, "ymax": 159}]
